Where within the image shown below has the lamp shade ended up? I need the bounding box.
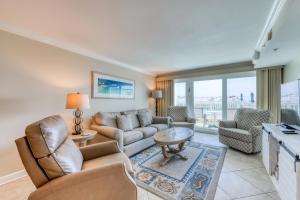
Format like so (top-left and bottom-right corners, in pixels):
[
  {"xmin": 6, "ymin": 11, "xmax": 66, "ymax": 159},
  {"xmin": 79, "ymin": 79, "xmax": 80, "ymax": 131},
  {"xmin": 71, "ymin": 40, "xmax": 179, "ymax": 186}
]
[
  {"xmin": 66, "ymin": 93, "xmax": 90, "ymax": 109},
  {"xmin": 152, "ymin": 90, "xmax": 162, "ymax": 99}
]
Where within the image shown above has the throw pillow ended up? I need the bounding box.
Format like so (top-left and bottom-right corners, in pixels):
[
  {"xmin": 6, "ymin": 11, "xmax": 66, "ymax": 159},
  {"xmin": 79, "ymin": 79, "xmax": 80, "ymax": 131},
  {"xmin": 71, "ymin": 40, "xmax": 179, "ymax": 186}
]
[
  {"xmin": 116, "ymin": 115, "xmax": 133, "ymax": 131},
  {"xmin": 138, "ymin": 111, "xmax": 153, "ymax": 127}
]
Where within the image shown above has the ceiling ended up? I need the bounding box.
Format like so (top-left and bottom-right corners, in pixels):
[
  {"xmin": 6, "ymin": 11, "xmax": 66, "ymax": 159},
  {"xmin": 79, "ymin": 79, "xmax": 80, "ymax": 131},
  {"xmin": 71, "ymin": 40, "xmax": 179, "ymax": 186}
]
[
  {"xmin": 255, "ymin": 0, "xmax": 300, "ymax": 68},
  {"xmin": 0, "ymin": 0, "xmax": 275, "ymax": 75}
]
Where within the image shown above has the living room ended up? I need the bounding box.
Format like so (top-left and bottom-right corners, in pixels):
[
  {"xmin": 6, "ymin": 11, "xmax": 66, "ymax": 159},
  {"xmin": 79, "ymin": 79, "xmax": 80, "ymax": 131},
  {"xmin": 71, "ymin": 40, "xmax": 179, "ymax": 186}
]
[{"xmin": 0, "ymin": 0, "xmax": 300, "ymax": 200}]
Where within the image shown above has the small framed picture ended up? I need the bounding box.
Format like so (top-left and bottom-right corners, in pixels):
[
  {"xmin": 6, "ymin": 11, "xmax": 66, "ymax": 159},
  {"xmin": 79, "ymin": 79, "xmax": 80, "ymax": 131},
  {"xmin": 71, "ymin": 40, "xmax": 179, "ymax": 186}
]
[{"xmin": 92, "ymin": 71, "xmax": 135, "ymax": 99}]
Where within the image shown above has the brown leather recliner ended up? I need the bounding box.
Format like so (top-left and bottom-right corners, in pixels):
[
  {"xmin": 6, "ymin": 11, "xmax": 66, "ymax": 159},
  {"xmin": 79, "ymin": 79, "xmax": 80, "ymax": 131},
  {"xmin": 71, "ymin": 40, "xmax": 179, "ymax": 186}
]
[{"xmin": 15, "ymin": 115, "xmax": 137, "ymax": 200}]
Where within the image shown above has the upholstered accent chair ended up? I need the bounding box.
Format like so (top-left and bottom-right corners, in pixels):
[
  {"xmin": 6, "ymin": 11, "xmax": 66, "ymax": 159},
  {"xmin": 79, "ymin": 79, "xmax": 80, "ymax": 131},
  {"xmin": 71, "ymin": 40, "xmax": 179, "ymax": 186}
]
[
  {"xmin": 15, "ymin": 115, "xmax": 136, "ymax": 200},
  {"xmin": 167, "ymin": 106, "xmax": 196, "ymax": 130},
  {"xmin": 219, "ymin": 108, "xmax": 271, "ymax": 153},
  {"xmin": 281, "ymin": 108, "xmax": 300, "ymax": 125}
]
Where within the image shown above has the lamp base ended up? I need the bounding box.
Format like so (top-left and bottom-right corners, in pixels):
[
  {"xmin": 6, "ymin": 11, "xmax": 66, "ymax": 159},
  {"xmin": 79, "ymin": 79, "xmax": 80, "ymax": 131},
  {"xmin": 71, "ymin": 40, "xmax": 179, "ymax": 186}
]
[{"xmin": 73, "ymin": 109, "xmax": 83, "ymax": 135}]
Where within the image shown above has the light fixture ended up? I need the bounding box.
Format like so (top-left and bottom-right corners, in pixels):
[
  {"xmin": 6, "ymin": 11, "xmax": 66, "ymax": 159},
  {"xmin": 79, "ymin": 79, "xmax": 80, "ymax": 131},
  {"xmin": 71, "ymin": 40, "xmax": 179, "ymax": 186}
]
[
  {"xmin": 253, "ymin": 0, "xmax": 287, "ymax": 65},
  {"xmin": 152, "ymin": 90, "xmax": 163, "ymax": 116},
  {"xmin": 66, "ymin": 92, "xmax": 90, "ymax": 135}
]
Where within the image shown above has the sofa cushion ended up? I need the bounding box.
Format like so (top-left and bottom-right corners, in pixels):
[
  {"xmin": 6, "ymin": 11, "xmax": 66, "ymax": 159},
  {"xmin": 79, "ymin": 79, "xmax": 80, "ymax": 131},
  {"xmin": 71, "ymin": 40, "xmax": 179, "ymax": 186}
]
[
  {"xmin": 121, "ymin": 110, "xmax": 140, "ymax": 128},
  {"xmin": 123, "ymin": 130, "xmax": 143, "ymax": 145},
  {"xmin": 150, "ymin": 124, "xmax": 168, "ymax": 131},
  {"xmin": 94, "ymin": 112, "xmax": 120, "ymax": 128},
  {"xmin": 82, "ymin": 152, "xmax": 134, "ymax": 177},
  {"xmin": 116, "ymin": 115, "xmax": 133, "ymax": 131},
  {"xmin": 25, "ymin": 115, "xmax": 83, "ymax": 179},
  {"xmin": 219, "ymin": 127, "xmax": 252, "ymax": 143},
  {"xmin": 134, "ymin": 127, "xmax": 157, "ymax": 138},
  {"xmin": 137, "ymin": 110, "xmax": 153, "ymax": 127}
]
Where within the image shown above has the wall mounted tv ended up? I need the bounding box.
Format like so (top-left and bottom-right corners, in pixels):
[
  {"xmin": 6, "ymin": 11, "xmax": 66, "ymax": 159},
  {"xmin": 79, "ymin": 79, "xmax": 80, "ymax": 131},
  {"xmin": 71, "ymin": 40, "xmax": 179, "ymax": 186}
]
[
  {"xmin": 281, "ymin": 80, "xmax": 300, "ymax": 113},
  {"xmin": 281, "ymin": 79, "xmax": 300, "ymax": 126}
]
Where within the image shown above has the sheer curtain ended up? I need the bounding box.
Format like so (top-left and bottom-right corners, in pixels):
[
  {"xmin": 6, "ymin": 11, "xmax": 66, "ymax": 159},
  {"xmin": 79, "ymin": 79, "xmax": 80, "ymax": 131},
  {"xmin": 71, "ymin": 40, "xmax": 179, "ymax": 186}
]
[
  {"xmin": 156, "ymin": 80, "xmax": 174, "ymax": 116},
  {"xmin": 256, "ymin": 67, "xmax": 283, "ymax": 123}
]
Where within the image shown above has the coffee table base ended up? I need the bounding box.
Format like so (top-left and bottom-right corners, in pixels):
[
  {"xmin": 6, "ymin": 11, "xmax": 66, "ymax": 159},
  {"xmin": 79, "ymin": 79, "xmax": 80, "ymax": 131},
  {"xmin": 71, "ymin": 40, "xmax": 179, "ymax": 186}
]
[{"xmin": 159, "ymin": 142, "xmax": 187, "ymax": 166}]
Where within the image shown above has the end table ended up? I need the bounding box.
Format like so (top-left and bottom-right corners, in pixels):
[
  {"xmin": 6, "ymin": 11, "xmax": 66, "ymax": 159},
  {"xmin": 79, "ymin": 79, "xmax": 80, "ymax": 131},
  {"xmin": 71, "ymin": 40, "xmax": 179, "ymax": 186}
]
[{"xmin": 69, "ymin": 130, "xmax": 97, "ymax": 147}]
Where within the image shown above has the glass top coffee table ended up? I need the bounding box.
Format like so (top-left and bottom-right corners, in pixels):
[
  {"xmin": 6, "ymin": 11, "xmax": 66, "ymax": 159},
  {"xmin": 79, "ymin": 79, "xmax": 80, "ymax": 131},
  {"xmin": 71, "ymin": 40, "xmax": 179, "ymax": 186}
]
[{"xmin": 154, "ymin": 127, "xmax": 194, "ymax": 166}]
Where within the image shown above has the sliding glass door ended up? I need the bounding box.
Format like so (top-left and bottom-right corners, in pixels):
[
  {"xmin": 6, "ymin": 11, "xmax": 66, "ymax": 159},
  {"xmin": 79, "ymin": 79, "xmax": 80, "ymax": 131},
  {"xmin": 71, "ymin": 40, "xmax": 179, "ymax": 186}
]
[
  {"xmin": 174, "ymin": 82, "xmax": 186, "ymax": 106},
  {"xmin": 194, "ymin": 79, "xmax": 222, "ymax": 129},
  {"xmin": 174, "ymin": 72, "xmax": 256, "ymax": 133},
  {"xmin": 227, "ymin": 76, "xmax": 256, "ymax": 120}
]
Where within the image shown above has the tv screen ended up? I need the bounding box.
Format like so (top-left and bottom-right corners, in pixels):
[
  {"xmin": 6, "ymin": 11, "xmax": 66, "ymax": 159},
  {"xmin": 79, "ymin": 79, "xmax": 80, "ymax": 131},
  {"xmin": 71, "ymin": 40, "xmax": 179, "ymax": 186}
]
[
  {"xmin": 281, "ymin": 80, "xmax": 300, "ymax": 114},
  {"xmin": 281, "ymin": 80, "xmax": 300, "ymax": 125}
]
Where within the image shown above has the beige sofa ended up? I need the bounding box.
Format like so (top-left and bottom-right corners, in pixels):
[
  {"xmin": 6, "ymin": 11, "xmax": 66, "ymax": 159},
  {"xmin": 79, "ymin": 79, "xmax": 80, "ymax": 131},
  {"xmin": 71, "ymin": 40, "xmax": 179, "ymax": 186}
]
[
  {"xmin": 91, "ymin": 108, "xmax": 170, "ymax": 156},
  {"xmin": 15, "ymin": 115, "xmax": 136, "ymax": 200}
]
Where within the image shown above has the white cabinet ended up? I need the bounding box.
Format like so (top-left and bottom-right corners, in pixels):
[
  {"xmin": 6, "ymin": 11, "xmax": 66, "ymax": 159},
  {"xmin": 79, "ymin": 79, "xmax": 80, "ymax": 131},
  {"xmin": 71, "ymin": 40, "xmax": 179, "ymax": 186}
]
[
  {"xmin": 262, "ymin": 129, "xmax": 270, "ymax": 174},
  {"xmin": 262, "ymin": 124, "xmax": 300, "ymax": 200}
]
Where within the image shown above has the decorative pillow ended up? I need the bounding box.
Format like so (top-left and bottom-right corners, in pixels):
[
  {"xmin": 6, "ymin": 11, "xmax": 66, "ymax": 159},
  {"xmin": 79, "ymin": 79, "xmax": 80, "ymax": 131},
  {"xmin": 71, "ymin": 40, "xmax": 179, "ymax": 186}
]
[
  {"xmin": 116, "ymin": 115, "xmax": 133, "ymax": 131},
  {"xmin": 94, "ymin": 112, "xmax": 120, "ymax": 128},
  {"xmin": 121, "ymin": 110, "xmax": 140, "ymax": 128},
  {"xmin": 138, "ymin": 111, "xmax": 153, "ymax": 127}
]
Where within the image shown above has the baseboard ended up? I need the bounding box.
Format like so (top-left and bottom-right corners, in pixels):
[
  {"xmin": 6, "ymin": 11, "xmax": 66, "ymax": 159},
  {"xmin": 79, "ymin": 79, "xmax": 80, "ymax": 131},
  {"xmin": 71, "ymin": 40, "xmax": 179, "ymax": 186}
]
[{"xmin": 0, "ymin": 170, "xmax": 27, "ymax": 186}]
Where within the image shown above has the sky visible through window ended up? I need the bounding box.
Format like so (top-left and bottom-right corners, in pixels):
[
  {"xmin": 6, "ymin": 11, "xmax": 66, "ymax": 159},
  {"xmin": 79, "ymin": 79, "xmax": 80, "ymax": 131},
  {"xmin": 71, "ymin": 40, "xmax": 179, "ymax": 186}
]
[
  {"xmin": 192, "ymin": 77, "xmax": 256, "ymax": 97},
  {"xmin": 175, "ymin": 76, "xmax": 257, "ymax": 128}
]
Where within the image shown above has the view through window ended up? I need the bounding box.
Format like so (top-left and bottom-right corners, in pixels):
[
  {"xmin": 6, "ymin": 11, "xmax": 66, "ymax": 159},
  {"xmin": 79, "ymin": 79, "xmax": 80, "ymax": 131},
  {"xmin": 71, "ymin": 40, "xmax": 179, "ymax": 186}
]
[
  {"xmin": 194, "ymin": 79, "xmax": 222, "ymax": 129},
  {"xmin": 227, "ymin": 76, "xmax": 256, "ymax": 120},
  {"xmin": 174, "ymin": 82, "xmax": 186, "ymax": 106},
  {"xmin": 174, "ymin": 74, "xmax": 256, "ymax": 132}
]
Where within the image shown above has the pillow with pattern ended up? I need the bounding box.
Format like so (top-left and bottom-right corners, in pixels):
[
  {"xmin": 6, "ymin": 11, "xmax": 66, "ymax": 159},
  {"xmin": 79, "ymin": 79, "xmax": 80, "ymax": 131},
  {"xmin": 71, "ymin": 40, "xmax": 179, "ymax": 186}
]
[
  {"xmin": 116, "ymin": 115, "xmax": 133, "ymax": 131},
  {"xmin": 137, "ymin": 111, "xmax": 153, "ymax": 127}
]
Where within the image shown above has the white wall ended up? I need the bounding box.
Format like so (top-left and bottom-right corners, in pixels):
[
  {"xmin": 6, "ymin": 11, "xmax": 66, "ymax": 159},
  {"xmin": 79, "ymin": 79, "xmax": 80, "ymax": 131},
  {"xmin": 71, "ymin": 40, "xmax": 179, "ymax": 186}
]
[
  {"xmin": 284, "ymin": 55, "xmax": 300, "ymax": 82},
  {"xmin": 0, "ymin": 30, "xmax": 155, "ymax": 177}
]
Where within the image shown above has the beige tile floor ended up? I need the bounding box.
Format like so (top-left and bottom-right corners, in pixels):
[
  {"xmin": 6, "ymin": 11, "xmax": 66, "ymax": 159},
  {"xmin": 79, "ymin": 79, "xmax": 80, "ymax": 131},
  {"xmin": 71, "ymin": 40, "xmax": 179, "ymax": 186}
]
[{"xmin": 0, "ymin": 133, "xmax": 281, "ymax": 200}]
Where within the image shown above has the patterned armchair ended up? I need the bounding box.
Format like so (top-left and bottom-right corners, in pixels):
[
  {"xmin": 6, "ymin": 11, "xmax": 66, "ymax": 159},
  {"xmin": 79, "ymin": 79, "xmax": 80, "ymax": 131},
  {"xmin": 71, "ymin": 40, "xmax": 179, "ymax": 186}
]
[
  {"xmin": 167, "ymin": 106, "xmax": 195, "ymax": 130},
  {"xmin": 219, "ymin": 108, "xmax": 270, "ymax": 153}
]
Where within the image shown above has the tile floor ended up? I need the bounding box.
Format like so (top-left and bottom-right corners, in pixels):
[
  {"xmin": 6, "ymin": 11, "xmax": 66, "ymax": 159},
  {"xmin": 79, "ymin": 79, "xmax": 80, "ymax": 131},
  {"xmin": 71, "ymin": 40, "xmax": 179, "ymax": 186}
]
[{"xmin": 0, "ymin": 133, "xmax": 281, "ymax": 200}]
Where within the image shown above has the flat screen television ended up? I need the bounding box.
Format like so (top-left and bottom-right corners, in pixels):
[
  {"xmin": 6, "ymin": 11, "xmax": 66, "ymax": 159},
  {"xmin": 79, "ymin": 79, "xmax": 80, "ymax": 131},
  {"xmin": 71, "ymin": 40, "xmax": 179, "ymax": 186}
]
[{"xmin": 281, "ymin": 79, "xmax": 300, "ymax": 126}]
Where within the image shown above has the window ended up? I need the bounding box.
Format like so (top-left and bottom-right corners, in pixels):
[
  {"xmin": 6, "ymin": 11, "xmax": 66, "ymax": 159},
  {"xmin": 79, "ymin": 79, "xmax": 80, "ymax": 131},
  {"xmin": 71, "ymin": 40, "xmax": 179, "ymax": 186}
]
[
  {"xmin": 194, "ymin": 79, "xmax": 222, "ymax": 129},
  {"xmin": 227, "ymin": 77, "xmax": 256, "ymax": 120},
  {"xmin": 174, "ymin": 72, "xmax": 256, "ymax": 133},
  {"xmin": 174, "ymin": 82, "xmax": 186, "ymax": 106}
]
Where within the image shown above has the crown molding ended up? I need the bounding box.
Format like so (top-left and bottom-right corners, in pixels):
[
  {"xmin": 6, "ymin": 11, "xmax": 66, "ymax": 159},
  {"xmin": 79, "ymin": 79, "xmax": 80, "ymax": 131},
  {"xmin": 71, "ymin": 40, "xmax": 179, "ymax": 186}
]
[
  {"xmin": 254, "ymin": 0, "xmax": 287, "ymax": 52},
  {"xmin": 0, "ymin": 22, "xmax": 155, "ymax": 77},
  {"xmin": 156, "ymin": 61, "xmax": 254, "ymax": 81}
]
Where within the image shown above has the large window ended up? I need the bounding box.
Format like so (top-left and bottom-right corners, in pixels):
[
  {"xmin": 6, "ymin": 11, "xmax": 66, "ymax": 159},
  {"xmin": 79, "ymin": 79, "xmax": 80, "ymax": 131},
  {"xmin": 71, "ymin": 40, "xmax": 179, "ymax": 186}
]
[
  {"xmin": 174, "ymin": 72, "xmax": 256, "ymax": 133},
  {"xmin": 194, "ymin": 79, "xmax": 222, "ymax": 129},
  {"xmin": 227, "ymin": 77, "xmax": 256, "ymax": 120},
  {"xmin": 174, "ymin": 82, "xmax": 186, "ymax": 106}
]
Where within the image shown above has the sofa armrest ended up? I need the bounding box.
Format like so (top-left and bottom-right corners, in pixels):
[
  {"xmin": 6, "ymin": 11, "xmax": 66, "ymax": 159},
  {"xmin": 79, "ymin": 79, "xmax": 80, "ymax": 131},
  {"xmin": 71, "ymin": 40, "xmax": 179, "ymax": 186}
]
[
  {"xmin": 153, "ymin": 116, "xmax": 171, "ymax": 125},
  {"xmin": 249, "ymin": 126, "xmax": 262, "ymax": 137},
  {"xmin": 90, "ymin": 125, "xmax": 124, "ymax": 150},
  {"xmin": 80, "ymin": 141, "xmax": 120, "ymax": 161},
  {"xmin": 219, "ymin": 120, "xmax": 237, "ymax": 128},
  {"xmin": 28, "ymin": 162, "xmax": 137, "ymax": 200}
]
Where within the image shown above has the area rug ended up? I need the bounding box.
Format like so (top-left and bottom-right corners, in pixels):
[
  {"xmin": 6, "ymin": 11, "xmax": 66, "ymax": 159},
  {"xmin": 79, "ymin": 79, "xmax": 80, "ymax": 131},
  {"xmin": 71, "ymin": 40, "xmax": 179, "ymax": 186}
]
[{"xmin": 130, "ymin": 141, "xmax": 226, "ymax": 200}]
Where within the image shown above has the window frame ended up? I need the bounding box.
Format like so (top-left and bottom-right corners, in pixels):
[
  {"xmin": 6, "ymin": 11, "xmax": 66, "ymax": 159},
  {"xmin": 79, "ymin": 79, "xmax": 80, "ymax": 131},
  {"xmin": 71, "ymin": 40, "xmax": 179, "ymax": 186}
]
[{"xmin": 174, "ymin": 71, "xmax": 256, "ymax": 133}]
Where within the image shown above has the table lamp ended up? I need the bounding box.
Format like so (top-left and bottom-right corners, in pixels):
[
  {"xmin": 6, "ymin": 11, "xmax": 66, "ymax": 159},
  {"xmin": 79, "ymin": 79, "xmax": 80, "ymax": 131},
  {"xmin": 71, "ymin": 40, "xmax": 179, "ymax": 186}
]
[
  {"xmin": 152, "ymin": 90, "xmax": 162, "ymax": 116},
  {"xmin": 66, "ymin": 92, "xmax": 90, "ymax": 135}
]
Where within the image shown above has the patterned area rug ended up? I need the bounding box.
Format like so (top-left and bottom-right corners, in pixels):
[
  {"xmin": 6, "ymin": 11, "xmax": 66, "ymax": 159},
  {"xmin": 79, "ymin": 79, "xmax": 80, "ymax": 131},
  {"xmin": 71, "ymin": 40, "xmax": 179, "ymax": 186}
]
[{"xmin": 130, "ymin": 142, "xmax": 226, "ymax": 200}]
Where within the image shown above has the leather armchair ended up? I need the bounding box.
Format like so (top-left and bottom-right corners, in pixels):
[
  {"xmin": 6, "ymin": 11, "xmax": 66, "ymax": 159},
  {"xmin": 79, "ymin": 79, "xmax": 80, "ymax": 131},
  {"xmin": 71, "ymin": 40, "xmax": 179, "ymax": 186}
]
[
  {"xmin": 167, "ymin": 106, "xmax": 195, "ymax": 130},
  {"xmin": 219, "ymin": 108, "xmax": 270, "ymax": 153},
  {"xmin": 15, "ymin": 115, "xmax": 137, "ymax": 200}
]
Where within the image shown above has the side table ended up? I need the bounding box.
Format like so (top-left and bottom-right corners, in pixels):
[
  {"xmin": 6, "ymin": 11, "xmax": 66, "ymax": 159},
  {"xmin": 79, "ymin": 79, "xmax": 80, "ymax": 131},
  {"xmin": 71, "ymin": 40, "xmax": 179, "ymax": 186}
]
[{"xmin": 69, "ymin": 130, "xmax": 97, "ymax": 147}]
